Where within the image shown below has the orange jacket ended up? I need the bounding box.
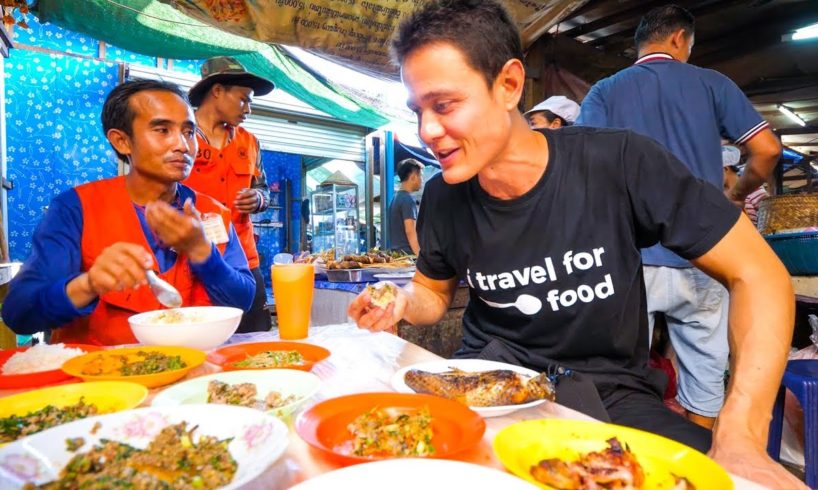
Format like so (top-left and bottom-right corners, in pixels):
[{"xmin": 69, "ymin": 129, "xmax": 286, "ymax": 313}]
[
  {"xmin": 185, "ymin": 127, "xmax": 261, "ymax": 268},
  {"xmin": 50, "ymin": 177, "xmax": 230, "ymax": 346}
]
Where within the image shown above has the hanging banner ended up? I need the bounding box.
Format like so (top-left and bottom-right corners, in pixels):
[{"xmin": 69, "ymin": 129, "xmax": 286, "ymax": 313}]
[{"xmin": 161, "ymin": 0, "xmax": 587, "ymax": 71}]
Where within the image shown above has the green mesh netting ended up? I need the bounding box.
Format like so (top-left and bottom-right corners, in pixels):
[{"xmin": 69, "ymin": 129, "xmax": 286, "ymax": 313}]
[{"xmin": 35, "ymin": 0, "xmax": 390, "ymax": 128}]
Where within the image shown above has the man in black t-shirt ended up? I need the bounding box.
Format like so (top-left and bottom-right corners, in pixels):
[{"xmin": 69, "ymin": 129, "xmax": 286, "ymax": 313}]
[
  {"xmin": 348, "ymin": 1, "xmax": 799, "ymax": 488},
  {"xmin": 388, "ymin": 159, "xmax": 423, "ymax": 254}
]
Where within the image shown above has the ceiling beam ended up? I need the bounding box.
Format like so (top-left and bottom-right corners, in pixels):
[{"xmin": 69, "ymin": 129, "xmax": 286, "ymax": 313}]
[
  {"xmin": 776, "ymin": 127, "xmax": 818, "ymax": 136},
  {"xmin": 521, "ymin": 0, "xmax": 593, "ymax": 49},
  {"xmin": 588, "ymin": 0, "xmax": 757, "ymax": 52},
  {"xmin": 560, "ymin": 0, "xmax": 670, "ymax": 38},
  {"xmin": 742, "ymin": 76, "xmax": 818, "ymax": 98},
  {"xmin": 691, "ymin": 5, "xmax": 818, "ymax": 66}
]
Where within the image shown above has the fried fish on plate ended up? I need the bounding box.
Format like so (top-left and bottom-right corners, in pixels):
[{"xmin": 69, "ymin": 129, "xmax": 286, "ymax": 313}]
[{"xmin": 403, "ymin": 367, "xmax": 555, "ymax": 407}]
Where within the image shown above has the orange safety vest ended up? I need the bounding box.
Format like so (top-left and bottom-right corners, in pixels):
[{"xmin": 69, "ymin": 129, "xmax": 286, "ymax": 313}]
[
  {"xmin": 185, "ymin": 126, "xmax": 261, "ymax": 269},
  {"xmin": 50, "ymin": 176, "xmax": 230, "ymax": 346}
]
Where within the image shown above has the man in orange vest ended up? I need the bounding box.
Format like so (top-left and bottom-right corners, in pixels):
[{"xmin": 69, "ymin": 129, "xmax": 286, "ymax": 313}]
[
  {"xmin": 186, "ymin": 57, "xmax": 274, "ymax": 333},
  {"xmin": 2, "ymin": 80, "xmax": 255, "ymax": 345}
]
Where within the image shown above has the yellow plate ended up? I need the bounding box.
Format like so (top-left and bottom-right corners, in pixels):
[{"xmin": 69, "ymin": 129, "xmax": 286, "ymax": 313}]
[
  {"xmin": 0, "ymin": 381, "xmax": 147, "ymax": 444},
  {"xmin": 493, "ymin": 419, "xmax": 733, "ymax": 490},
  {"xmin": 62, "ymin": 346, "xmax": 206, "ymax": 388}
]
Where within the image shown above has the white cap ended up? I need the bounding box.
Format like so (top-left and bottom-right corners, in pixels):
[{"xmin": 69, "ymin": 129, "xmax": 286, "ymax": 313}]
[
  {"xmin": 722, "ymin": 145, "xmax": 741, "ymax": 167},
  {"xmin": 524, "ymin": 95, "xmax": 581, "ymax": 124}
]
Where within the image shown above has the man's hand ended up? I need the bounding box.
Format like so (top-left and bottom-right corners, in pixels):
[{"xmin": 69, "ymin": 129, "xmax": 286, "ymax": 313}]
[
  {"xmin": 709, "ymin": 435, "xmax": 808, "ymax": 489},
  {"xmin": 234, "ymin": 188, "xmax": 260, "ymax": 214},
  {"xmin": 71, "ymin": 242, "xmax": 154, "ymax": 306},
  {"xmin": 145, "ymin": 198, "xmax": 212, "ymax": 263},
  {"xmin": 348, "ymin": 282, "xmax": 408, "ymax": 332}
]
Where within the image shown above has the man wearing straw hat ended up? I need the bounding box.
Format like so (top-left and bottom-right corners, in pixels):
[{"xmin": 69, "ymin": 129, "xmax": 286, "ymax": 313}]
[{"xmin": 186, "ymin": 57, "xmax": 275, "ymax": 333}]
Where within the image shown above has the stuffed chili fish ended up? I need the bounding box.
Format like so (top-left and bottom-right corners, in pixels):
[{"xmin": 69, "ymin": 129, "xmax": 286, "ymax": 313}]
[{"xmin": 404, "ymin": 367, "xmax": 555, "ymax": 407}]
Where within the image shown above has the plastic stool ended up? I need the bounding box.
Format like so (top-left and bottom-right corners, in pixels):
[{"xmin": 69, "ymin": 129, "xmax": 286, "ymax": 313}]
[{"xmin": 768, "ymin": 360, "xmax": 818, "ymax": 488}]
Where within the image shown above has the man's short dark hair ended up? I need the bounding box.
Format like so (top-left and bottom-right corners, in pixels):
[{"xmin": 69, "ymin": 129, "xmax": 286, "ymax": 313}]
[
  {"xmin": 391, "ymin": 0, "xmax": 523, "ymax": 91},
  {"xmin": 397, "ymin": 159, "xmax": 423, "ymax": 182},
  {"xmin": 101, "ymin": 79, "xmax": 189, "ymax": 160},
  {"xmin": 634, "ymin": 5, "xmax": 695, "ymax": 49},
  {"xmin": 529, "ymin": 110, "xmax": 570, "ymax": 127}
]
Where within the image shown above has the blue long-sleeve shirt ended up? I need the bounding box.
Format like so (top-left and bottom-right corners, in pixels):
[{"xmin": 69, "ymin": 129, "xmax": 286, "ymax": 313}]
[{"xmin": 2, "ymin": 184, "xmax": 255, "ymax": 335}]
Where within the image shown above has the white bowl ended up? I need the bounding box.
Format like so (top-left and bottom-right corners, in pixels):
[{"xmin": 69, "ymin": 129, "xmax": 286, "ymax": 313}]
[{"xmin": 129, "ymin": 306, "xmax": 243, "ymax": 351}]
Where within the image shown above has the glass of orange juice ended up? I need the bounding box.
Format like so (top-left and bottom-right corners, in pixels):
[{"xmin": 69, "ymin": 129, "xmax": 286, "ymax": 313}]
[{"xmin": 272, "ymin": 263, "xmax": 314, "ymax": 340}]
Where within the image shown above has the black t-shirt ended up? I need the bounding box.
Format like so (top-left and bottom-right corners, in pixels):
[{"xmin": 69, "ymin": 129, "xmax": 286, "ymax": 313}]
[
  {"xmin": 416, "ymin": 127, "xmax": 740, "ymax": 399},
  {"xmin": 389, "ymin": 190, "xmax": 418, "ymax": 253}
]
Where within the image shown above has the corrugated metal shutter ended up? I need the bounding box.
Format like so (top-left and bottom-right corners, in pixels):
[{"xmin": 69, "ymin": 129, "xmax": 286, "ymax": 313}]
[{"xmin": 128, "ymin": 65, "xmax": 368, "ymax": 162}]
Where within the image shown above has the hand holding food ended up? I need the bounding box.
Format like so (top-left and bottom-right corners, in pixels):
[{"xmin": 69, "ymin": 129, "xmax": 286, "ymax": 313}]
[
  {"xmin": 348, "ymin": 282, "xmax": 406, "ymax": 332},
  {"xmin": 145, "ymin": 198, "xmax": 211, "ymax": 263}
]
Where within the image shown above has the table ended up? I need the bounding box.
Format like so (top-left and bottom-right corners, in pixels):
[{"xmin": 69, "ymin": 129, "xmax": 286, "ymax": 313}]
[{"xmin": 0, "ymin": 323, "xmax": 767, "ymax": 489}]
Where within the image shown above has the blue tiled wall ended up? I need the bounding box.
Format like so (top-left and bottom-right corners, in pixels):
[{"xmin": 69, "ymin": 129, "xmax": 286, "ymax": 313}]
[
  {"xmin": 256, "ymin": 150, "xmax": 302, "ymax": 288},
  {"xmin": 4, "ymin": 50, "xmax": 119, "ymax": 260}
]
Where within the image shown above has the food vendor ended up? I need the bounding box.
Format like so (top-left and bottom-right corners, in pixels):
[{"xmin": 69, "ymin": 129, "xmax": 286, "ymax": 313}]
[{"xmin": 185, "ymin": 57, "xmax": 275, "ymax": 333}]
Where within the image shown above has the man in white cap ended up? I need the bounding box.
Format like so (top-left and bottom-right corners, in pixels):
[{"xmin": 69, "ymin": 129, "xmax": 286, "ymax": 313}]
[
  {"xmin": 186, "ymin": 56, "xmax": 275, "ymax": 332},
  {"xmin": 723, "ymin": 145, "xmax": 768, "ymax": 227},
  {"xmin": 524, "ymin": 95, "xmax": 580, "ymax": 129}
]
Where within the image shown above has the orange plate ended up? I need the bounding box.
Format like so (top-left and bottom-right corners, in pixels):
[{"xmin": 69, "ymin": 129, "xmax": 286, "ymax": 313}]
[
  {"xmin": 295, "ymin": 392, "xmax": 486, "ymax": 466},
  {"xmin": 207, "ymin": 341, "xmax": 330, "ymax": 372},
  {"xmin": 61, "ymin": 346, "xmax": 206, "ymax": 389},
  {"xmin": 0, "ymin": 344, "xmax": 102, "ymax": 389}
]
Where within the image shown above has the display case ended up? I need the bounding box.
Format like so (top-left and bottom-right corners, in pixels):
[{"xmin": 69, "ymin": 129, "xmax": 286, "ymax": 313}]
[{"xmin": 311, "ymin": 182, "xmax": 359, "ymax": 257}]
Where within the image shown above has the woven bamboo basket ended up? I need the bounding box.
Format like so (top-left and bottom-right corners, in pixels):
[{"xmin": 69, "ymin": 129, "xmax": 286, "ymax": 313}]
[{"xmin": 757, "ymin": 194, "xmax": 818, "ymax": 235}]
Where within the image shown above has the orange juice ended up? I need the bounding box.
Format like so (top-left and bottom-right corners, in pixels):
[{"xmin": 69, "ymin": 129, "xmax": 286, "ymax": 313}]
[{"xmin": 272, "ymin": 264, "xmax": 314, "ymax": 340}]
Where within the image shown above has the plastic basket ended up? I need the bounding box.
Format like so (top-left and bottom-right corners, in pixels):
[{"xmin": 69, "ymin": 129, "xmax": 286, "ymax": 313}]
[{"xmin": 765, "ymin": 231, "xmax": 818, "ymax": 276}]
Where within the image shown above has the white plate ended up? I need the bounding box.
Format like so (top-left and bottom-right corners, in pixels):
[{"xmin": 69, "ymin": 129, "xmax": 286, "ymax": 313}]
[
  {"xmin": 290, "ymin": 458, "xmax": 538, "ymax": 489},
  {"xmin": 152, "ymin": 369, "xmax": 321, "ymax": 418},
  {"xmin": 391, "ymin": 359, "xmax": 547, "ymax": 418},
  {"xmin": 0, "ymin": 404, "xmax": 288, "ymax": 489}
]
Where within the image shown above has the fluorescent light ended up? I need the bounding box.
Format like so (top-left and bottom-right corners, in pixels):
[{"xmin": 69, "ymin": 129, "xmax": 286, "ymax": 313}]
[
  {"xmin": 793, "ymin": 22, "xmax": 818, "ymax": 41},
  {"xmin": 779, "ymin": 104, "xmax": 807, "ymax": 127}
]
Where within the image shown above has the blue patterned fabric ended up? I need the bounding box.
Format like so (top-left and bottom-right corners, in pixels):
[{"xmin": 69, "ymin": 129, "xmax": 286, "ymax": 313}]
[
  {"xmin": 256, "ymin": 150, "xmax": 302, "ymax": 288},
  {"xmin": 4, "ymin": 50, "xmax": 119, "ymax": 261},
  {"xmin": 13, "ymin": 16, "xmax": 97, "ymax": 56},
  {"xmin": 170, "ymin": 59, "xmax": 204, "ymax": 76}
]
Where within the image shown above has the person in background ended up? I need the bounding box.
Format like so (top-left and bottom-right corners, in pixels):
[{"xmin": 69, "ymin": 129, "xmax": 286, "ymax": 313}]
[
  {"xmin": 723, "ymin": 144, "xmax": 769, "ymax": 227},
  {"xmin": 1, "ymin": 80, "xmax": 254, "ymax": 345},
  {"xmin": 524, "ymin": 95, "xmax": 580, "ymax": 129},
  {"xmin": 389, "ymin": 159, "xmax": 424, "ymax": 254},
  {"xmin": 186, "ymin": 57, "xmax": 274, "ymax": 333},
  {"xmin": 576, "ymin": 4, "xmax": 781, "ymax": 430},
  {"xmin": 348, "ymin": 1, "xmax": 801, "ymax": 488}
]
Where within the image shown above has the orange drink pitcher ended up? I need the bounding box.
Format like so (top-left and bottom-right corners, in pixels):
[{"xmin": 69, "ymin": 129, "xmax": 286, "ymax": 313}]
[{"xmin": 271, "ymin": 263, "xmax": 314, "ymax": 340}]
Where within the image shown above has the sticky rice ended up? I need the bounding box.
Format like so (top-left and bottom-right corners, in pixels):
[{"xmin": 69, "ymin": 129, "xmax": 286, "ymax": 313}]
[{"xmin": 1, "ymin": 343, "xmax": 85, "ymax": 374}]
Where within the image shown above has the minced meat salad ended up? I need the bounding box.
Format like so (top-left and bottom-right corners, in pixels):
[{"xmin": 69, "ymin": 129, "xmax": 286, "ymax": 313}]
[
  {"xmin": 0, "ymin": 398, "xmax": 99, "ymax": 443},
  {"xmin": 24, "ymin": 422, "xmax": 237, "ymax": 490}
]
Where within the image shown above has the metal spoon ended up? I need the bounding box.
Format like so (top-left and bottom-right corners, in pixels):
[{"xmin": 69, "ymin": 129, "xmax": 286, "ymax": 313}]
[
  {"xmin": 145, "ymin": 270, "xmax": 183, "ymax": 308},
  {"xmin": 480, "ymin": 294, "xmax": 543, "ymax": 315}
]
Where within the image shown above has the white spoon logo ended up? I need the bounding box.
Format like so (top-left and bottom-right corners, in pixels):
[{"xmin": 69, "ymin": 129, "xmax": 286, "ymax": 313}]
[{"xmin": 480, "ymin": 294, "xmax": 542, "ymax": 315}]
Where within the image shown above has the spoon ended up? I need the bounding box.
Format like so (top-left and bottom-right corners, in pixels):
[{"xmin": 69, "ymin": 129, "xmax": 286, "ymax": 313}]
[
  {"xmin": 480, "ymin": 294, "xmax": 543, "ymax": 315},
  {"xmin": 146, "ymin": 270, "xmax": 183, "ymax": 308}
]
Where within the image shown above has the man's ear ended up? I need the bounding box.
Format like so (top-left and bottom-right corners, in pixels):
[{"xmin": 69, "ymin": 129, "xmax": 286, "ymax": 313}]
[
  {"xmin": 495, "ymin": 58, "xmax": 526, "ymax": 112},
  {"xmin": 670, "ymin": 28, "xmax": 689, "ymax": 50},
  {"xmin": 106, "ymin": 129, "xmax": 132, "ymax": 158}
]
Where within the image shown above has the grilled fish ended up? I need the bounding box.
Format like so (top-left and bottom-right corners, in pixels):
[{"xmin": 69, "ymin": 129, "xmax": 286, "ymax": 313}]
[{"xmin": 404, "ymin": 367, "xmax": 555, "ymax": 407}]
